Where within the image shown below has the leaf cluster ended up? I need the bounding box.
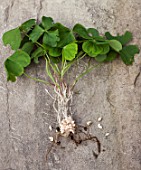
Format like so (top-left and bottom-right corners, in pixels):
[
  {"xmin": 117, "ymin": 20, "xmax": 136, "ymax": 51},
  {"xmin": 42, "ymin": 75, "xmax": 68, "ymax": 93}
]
[{"xmin": 2, "ymin": 16, "xmax": 139, "ymax": 82}]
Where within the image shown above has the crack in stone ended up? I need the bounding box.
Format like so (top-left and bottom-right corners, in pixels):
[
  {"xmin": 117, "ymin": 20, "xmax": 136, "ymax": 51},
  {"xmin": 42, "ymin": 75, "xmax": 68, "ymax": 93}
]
[
  {"xmin": 10, "ymin": 0, "xmax": 14, "ymax": 8},
  {"xmin": 37, "ymin": 0, "xmax": 44, "ymax": 22},
  {"xmin": 134, "ymin": 70, "xmax": 140, "ymax": 86},
  {"xmin": 5, "ymin": 83, "xmax": 11, "ymax": 132},
  {"xmin": 4, "ymin": 0, "xmax": 14, "ymax": 23},
  {"xmin": 4, "ymin": 6, "xmax": 10, "ymax": 23},
  {"xmin": 106, "ymin": 89, "xmax": 124, "ymax": 170},
  {"xmin": 3, "ymin": 168, "xmax": 16, "ymax": 170},
  {"xmin": 106, "ymin": 64, "xmax": 117, "ymax": 112},
  {"xmin": 39, "ymin": 0, "xmax": 43, "ymax": 11},
  {"xmin": 106, "ymin": 90, "xmax": 115, "ymax": 110}
]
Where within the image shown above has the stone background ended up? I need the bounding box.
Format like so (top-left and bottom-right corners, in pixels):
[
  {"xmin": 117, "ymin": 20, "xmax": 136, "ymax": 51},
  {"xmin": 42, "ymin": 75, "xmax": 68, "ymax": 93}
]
[{"xmin": 0, "ymin": 0, "xmax": 141, "ymax": 170}]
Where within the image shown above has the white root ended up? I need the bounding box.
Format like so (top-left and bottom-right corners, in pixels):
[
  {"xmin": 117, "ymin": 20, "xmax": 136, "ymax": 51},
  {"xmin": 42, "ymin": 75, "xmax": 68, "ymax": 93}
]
[
  {"xmin": 48, "ymin": 80, "xmax": 75, "ymax": 137},
  {"xmin": 59, "ymin": 116, "xmax": 75, "ymax": 137},
  {"xmin": 45, "ymin": 88, "xmax": 55, "ymax": 99}
]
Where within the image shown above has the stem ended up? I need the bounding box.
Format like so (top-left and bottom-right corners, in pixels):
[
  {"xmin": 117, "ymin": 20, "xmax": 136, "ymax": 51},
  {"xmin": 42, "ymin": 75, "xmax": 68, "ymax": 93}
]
[
  {"xmin": 60, "ymin": 52, "xmax": 87, "ymax": 80},
  {"xmin": 44, "ymin": 56, "xmax": 60, "ymax": 88},
  {"xmin": 45, "ymin": 58, "xmax": 56, "ymax": 84},
  {"xmin": 23, "ymin": 73, "xmax": 53, "ymax": 86},
  {"xmin": 45, "ymin": 54, "xmax": 60, "ymax": 75},
  {"xmin": 61, "ymin": 60, "xmax": 67, "ymax": 79},
  {"xmin": 23, "ymin": 32, "xmax": 45, "ymax": 49},
  {"xmin": 71, "ymin": 63, "xmax": 102, "ymax": 90}
]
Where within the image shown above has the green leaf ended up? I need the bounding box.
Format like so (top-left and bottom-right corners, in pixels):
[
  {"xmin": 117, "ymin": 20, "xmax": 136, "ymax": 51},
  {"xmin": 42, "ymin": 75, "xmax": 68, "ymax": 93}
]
[
  {"xmin": 105, "ymin": 31, "xmax": 132, "ymax": 45},
  {"xmin": 29, "ymin": 25, "xmax": 44, "ymax": 42},
  {"xmin": 82, "ymin": 41, "xmax": 103, "ymax": 57},
  {"xmin": 42, "ymin": 44, "xmax": 62, "ymax": 57},
  {"xmin": 41, "ymin": 16, "xmax": 54, "ymax": 30},
  {"xmin": 9, "ymin": 50, "xmax": 31, "ymax": 67},
  {"xmin": 4, "ymin": 50, "xmax": 31, "ymax": 81},
  {"xmin": 95, "ymin": 54, "xmax": 107, "ymax": 62},
  {"xmin": 50, "ymin": 56, "xmax": 61, "ymax": 63},
  {"xmin": 21, "ymin": 42, "xmax": 34, "ymax": 54},
  {"xmin": 73, "ymin": 24, "xmax": 91, "ymax": 39},
  {"xmin": 2, "ymin": 28, "xmax": 21, "ymax": 50},
  {"xmin": 101, "ymin": 44, "xmax": 110, "ymax": 54},
  {"xmin": 54, "ymin": 23, "xmax": 75, "ymax": 47},
  {"xmin": 108, "ymin": 40, "xmax": 122, "ymax": 52},
  {"xmin": 48, "ymin": 47, "xmax": 62, "ymax": 57},
  {"xmin": 87, "ymin": 28, "xmax": 99, "ymax": 37},
  {"xmin": 7, "ymin": 73, "xmax": 16, "ymax": 82},
  {"xmin": 73, "ymin": 24, "xmax": 99, "ymax": 39},
  {"xmin": 31, "ymin": 47, "xmax": 46, "ymax": 63},
  {"xmin": 62, "ymin": 43, "xmax": 78, "ymax": 61},
  {"xmin": 119, "ymin": 45, "xmax": 139, "ymax": 65},
  {"xmin": 95, "ymin": 41, "xmax": 108, "ymax": 45},
  {"xmin": 94, "ymin": 36, "xmax": 106, "ymax": 41},
  {"xmin": 20, "ymin": 36, "xmax": 30, "ymax": 47},
  {"xmin": 43, "ymin": 30, "xmax": 60, "ymax": 47},
  {"xmin": 105, "ymin": 51, "xmax": 117, "ymax": 62},
  {"xmin": 20, "ymin": 19, "xmax": 36, "ymax": 32},
  {"xmin": 5, "ymin": 59, "xmax": 24, "ymax": 76}
]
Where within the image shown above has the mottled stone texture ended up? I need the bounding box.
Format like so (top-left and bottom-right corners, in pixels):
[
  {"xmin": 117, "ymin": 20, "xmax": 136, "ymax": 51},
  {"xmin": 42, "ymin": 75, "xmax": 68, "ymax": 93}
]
[{"xmin": 0, "ymin": 0, "xmax": 141, "ymax": 170}]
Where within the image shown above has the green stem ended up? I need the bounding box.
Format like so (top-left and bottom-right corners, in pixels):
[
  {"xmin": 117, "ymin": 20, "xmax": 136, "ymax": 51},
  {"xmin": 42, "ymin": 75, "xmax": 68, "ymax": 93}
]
[
  {"xmin": 23, "ymin": 73, "xmax": 53, "ymax": 86},
  {"xmin": 44, "ymin": 56, "xmax": 60, "ymax": 88},
  {"xmin": 61, "ymin": 60, "xmax": 67, "ymax": 79},
  {"xmin": 45, "ymin": 54, "xmax": 60, "ymax": 77},
  {"xmin": 45, "ymin": 57, "xmax": 56, "ymax": 84},
  {"xmin": 35, "ymin": 41, "xmax": 45, "ymax": 49},
  {"xmin": 71, "ymin": 63, "xmax": 102, "ymax": 90},
  {"xmin": 60, "ymin": 52, "xmax": 87, "ymax": 79},
  {"xmin": 24, "ymin": 32, "xmax": 45, "ymax": 49}
]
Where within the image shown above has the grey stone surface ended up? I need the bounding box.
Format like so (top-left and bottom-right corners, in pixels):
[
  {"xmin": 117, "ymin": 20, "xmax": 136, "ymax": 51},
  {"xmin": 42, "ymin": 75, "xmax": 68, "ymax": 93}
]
[{"xmin": 0, "ymin": 0, "xmax": 141, "ymax": 170}]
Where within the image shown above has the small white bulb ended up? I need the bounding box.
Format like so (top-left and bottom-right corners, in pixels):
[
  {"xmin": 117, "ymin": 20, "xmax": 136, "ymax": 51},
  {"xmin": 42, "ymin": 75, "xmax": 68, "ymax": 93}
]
[
  {"xmin": 98, "ymin": 123, "xmax": 103, "ymax": 129},
  {"xmin": 98, "ymin": 117, "xmax": 102, "ymax": 122},
  {"xmin": 49, "ymin": 125, "xmax": 52, "ymax": 131},
  {"xmin": 105, "ymin": 132, "xmax": 110, "ymax": 137},
  {"xmin": 49, "ymin": 137, "xmax": 54, "ymax": 142},
  {"xmin": 86, "ymin": 121, "xmax": 92, "ymax": 126}
]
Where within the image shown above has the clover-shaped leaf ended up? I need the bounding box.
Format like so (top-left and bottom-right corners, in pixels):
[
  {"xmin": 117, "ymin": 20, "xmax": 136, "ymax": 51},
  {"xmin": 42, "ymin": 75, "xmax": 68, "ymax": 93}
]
[
  {"xmin": 82, "ymin": 41, "xmax": 103, "ymax": 57},
  {"xmin": 4, "ymin": 50, "xmax": 31, "ymax": 81},
  {"xmin": 108, "ymin": 40, "xmax": 122, "ymax": 52},
  {"xmin": 20, "ymin": 19, "xmax": 36, "ymax": 32},
  {"xmin": 41, "ymin": 16, "xmax": 54, "ymax": 30},
  {"xmin": 95, "ymin": 54, "xmax": 107, "ymax": 62},
  {"xmin": 105, "ymin": 51, "xmax": 117, "ymax": 62},
  {"xmin": 73, "ymin": 24, "xmax": 92, "ymax": 39},
  {"xmin": 119, "ymin": 45, "xmax": 139, "ymax": 65},
  {"xmin": 31, "ymin": 47, "xmax": 46, "ymax": 63},
  {"xmin": 43, "ymin": 30, "xmax": 60, "ymax": 47},
  {"xmin": 21, "ymin": 42, "xmax": 34, "ymax": 54},
  {"xmin": 73, "ymin": 24, "xmax": 99, "ymax": 39},
  {"xmin": 100, "ymin": 44, "xmax": 110, "ymax": 54},
  {"xmin": 2, "ymin": 28, "xmax": 22, "ymax": 50},
  {"xmin": 105, "ymin": 31, "xmax": 132, "ymax": 45},
  {"xmin": 87, "ymin": 28, "xmax": 99, "ymax": 37},
  {"xmin": 62, "ymin": 43, "xmax": 78, "ymax": 61},
  {"xmin": 48, "ymin": 47, "xmax": 62, "ymax": 57},
  {"xmin": 29, "ymin": 25, "xmax": 44, "ymax": 42},
  {"xmin": 54, "ymin": 23, "xmax": 75, "ymax": 47}
]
